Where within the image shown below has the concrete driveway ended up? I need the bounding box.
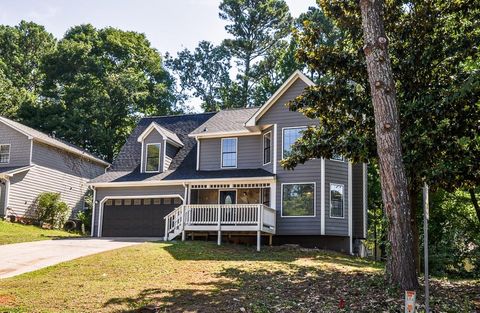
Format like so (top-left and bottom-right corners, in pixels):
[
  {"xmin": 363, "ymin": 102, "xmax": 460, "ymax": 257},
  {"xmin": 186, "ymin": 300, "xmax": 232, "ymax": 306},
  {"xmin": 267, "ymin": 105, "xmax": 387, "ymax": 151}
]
[{"xmin": 0, "ymin": 237, "xmax": 161, "ymax": 279}]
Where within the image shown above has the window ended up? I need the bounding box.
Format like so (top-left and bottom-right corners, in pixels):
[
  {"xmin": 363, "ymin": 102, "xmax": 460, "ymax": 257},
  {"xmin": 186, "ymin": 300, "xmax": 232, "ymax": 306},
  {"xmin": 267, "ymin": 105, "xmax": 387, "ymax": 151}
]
[
  {"xmin": 221, "ymin": 138, "xmax": 237, "ymax": 168},
  {"xmin": 281, "ymin": 183, "xmax": 315, "ymax": 217},
  {"xmin": 146, "ymin": 143, "xmax": 161, "ymax": 172},
  {"xmin": 263, "ymin": 131, "xmax": 271, "ymax": 165},
  {"xmin": 0, "ymin": 144, "xmax": 10, "ymax": 164},
  {"xmin": 331, "ymin": 154, "xmax": 345, "ymax": 162},
  {"xmin": 330, "ymin": 183, "xmax": 345, "ymax": 218},
  {"xmin": 282, "ymin": 127, "xmax": 306, "ymax": 158}
]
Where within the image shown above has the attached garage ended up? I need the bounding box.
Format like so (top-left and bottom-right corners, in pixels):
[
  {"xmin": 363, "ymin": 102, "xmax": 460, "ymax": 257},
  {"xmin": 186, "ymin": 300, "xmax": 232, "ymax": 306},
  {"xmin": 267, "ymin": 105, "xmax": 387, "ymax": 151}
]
[{"xmin": 101, "ymin": 197, "xmax": 182, "ymax": 237}]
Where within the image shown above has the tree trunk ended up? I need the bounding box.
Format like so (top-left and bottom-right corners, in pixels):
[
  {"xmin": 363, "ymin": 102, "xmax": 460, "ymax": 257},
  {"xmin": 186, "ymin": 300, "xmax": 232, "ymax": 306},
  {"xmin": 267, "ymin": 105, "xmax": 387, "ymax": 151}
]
[
  {"xmin": 469, "ymin": 188, "xmax": 480, "ymax": 223},
  {"xmin": 359, "ymin": 0, "xmax": 419, "ymax": 290},
  {"xmin": 242, "ymin": 54, "xmax": 251, "ymax": 107},
  {"xmin": 409, "ymin": 188, "xmax": 420, "ymax": 274}
]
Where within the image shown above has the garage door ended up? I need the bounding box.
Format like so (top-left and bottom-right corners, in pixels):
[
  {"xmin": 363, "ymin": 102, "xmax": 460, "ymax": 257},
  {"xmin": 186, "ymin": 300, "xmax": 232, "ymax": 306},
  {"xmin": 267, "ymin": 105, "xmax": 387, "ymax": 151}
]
[{"xmin": 102, "ymin": 197, "xmax": 181, "ymax": 237}]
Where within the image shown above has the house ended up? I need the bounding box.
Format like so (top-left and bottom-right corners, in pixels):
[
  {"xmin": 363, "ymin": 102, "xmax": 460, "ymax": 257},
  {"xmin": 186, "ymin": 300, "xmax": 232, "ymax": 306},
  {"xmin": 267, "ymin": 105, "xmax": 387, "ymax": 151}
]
[
  {"xmin": 89, "ymin": 71, "xmax": 367, "ymax": 253},
  {"xmin": 0, "ymin": 117, "xmax": 110, "ymax": 221}
]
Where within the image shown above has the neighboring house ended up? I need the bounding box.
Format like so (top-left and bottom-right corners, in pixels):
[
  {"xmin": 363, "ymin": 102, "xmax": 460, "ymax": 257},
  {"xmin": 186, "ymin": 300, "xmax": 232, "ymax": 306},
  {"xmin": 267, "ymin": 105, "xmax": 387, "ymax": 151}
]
[
  {"xmin": 89, "ymin": 71, "xmax": 367, "ymax": 254},
  {"xmin": 0, "ymin": 117, "xmax": 110, "ymax": 220}
]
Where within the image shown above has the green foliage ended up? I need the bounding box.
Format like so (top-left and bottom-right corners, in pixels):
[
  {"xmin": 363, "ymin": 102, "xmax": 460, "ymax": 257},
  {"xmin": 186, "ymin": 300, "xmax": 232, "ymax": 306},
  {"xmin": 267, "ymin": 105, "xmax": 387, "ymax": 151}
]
[
  {"xmin": 17, "ymin": 24, "xmax": 179, "ymax": 162},
  {"xmin": 166, "ymin": 41, "xmax": 232, "ymax": 112},
  {"xmin": 282, "ymin": 0, "xmax": 480, "ymax": 196},
  {"xmin": 427, "ymin": 189, "xmax": 480, "ymax": 278},
  {"xmin": 219, "ymin": 0, "xmax": 293, "ymax": 107},
  {"xmin": 34, "ymin": 192, "xmax": 70, "ymax": 229}
]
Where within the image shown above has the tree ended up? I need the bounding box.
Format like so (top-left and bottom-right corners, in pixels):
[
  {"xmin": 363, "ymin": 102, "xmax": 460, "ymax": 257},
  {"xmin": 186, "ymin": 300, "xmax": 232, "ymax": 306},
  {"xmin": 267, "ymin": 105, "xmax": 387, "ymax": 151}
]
[
  {"xmin": 283, "ymin": 0, "xmax": 479, "ymax": 276},
  {"xmin": 0, "ymin": 21, "xmax": 56, "ymax": 117},
  {"xmin": 359, "ymin": 0, "xmax": 418, "ymax": 290},
  {"xmin": 166, "ymin": 41, "xmax": 232, "ymax": 112},
  {"xmin": 219, "ymin": 0, "xmax": 292, "ymax": 107},
  {"xmin": 19, "ymin": 24, "xmax": 179, "ymax": 162}
]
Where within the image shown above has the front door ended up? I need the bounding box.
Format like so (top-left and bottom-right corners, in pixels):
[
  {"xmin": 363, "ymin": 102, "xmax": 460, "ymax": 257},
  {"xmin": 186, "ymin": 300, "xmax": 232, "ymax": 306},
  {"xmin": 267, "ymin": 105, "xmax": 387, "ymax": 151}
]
[{"xmin": 219, "ymin": 190, "xmax": 236, "ymax": 204}]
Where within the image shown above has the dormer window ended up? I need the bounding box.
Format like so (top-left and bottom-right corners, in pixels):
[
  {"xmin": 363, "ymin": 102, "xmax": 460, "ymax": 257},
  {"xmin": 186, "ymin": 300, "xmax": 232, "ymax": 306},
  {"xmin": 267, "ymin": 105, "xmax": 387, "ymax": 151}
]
[
  {"xmin": 0, "ymin": 144, "xmax": 10, "ymax": 164},
  {"xmin": 146, "ymin": 143, "xmax": 161, "ymax": 172}
]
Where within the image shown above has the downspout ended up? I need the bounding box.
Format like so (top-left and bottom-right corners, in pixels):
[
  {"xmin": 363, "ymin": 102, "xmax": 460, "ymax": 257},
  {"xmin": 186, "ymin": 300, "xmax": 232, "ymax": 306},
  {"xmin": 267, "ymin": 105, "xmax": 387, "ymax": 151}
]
[{"xmin": 90, "ymin": 186, "xmax": 96, "ymax": 237}]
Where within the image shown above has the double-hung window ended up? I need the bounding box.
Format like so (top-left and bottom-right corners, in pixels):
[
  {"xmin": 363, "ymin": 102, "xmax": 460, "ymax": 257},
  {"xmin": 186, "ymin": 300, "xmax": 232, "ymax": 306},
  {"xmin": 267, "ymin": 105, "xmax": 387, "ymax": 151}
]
[
  {"xmin": 282, "ymin": 127, "xmax": 306, "ymax": 159},
  {"xmin": 330, "ymin": 183, "xmax": 345, "ymax": 218},
  {"xmin": 145, "ymin": 143, "xmax": 161, "ymax": 172},
  {"xmin": 221, "ymin": 138, "xmax": 237, "ymax": 168},
  {"xmin": 0, "ymin": 144, "xmax": 10, "ymax": 164},
  {"xmin": 281, "ymin": 183, "xmax": 315, "ymax": 217},
  {"xmin": 263, "ymin": 131, "xmax": 271, "ymax": 165}
]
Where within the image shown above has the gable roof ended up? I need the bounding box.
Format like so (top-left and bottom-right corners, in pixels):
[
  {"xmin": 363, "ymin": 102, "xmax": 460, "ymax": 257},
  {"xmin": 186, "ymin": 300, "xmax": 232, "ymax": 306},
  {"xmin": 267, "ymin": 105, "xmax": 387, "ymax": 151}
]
[
  {"xmin": 189, "ymin": 108, "xmax": 259, "ymax": 138},
  {"xmin": 245, "ymin": 70, "xmax": 314, "ymax": 127},
  {"xmin": 137, "ymin": 122, "xmax": 184, "ymax": 147},
  {"xmin": 0, "ymin": 116, "xmax": 109, "ymax": 166}
]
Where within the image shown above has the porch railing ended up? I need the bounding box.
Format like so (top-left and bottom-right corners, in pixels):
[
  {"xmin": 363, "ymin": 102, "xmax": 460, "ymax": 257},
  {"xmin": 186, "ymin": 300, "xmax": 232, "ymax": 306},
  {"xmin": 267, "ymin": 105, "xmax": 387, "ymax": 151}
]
[{"xmin": 164, "ymin": 204, "xmax": 276, "ymax": 242}]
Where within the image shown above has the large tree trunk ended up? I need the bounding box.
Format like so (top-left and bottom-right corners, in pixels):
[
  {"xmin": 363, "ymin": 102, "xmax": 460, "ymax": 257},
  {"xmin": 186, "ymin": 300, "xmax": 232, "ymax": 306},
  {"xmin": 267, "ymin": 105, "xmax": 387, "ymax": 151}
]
[{"xmin": 359, "ymin": 0, "xmax": 419, "ymax": 290}]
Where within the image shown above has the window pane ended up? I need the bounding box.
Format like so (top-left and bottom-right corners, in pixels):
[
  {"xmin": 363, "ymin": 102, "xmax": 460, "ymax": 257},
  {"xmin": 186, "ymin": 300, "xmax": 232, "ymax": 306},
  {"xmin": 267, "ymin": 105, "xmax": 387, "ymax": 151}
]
[
  {"xmin": 146, "ymin": 144, "xmax": 160, "ymax": 171},
  {"xmin": 330, "ymin": 184, "xmax": 344, "ymax": 218},
  {"xmin": 283, "ymin": 128, "xmax": 306, "ymax": 158},
  {"xmin": 0, "ymin": 145, "xmax": 10, "ymax": 163},
  {"xmin": 282, "ymin": 183, "xmax": 315, "ymax": 217},
  {"xmin": 222, "ymin": 138, "xmax": 237, "ymax": 167},
  {"xmin": 263, "ymin": 133, "xmax": 271, "ymax": 164}
]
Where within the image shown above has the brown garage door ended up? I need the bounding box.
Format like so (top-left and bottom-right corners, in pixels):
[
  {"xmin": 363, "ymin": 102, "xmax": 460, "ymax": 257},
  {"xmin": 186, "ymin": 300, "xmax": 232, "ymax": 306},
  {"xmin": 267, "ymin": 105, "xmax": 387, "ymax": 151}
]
[{"xmin": 102, "ymin": 198, "xmax": 181, "ymax": 237}]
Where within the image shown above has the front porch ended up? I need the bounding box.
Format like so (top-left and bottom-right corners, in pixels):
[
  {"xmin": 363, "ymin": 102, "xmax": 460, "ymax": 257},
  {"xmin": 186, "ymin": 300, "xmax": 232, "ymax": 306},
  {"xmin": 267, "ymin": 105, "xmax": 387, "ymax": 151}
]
[{"xmin": 164, "ymin": 183, "xmax": 276, "ymax": 251}]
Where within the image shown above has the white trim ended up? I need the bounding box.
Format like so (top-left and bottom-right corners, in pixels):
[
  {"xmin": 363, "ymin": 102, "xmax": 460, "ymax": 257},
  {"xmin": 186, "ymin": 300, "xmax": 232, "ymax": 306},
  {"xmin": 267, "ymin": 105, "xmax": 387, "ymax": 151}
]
[
  {"xmin": 162, "ymin": 139, "xmax": 167, "ymax": 172},
  {"xmin": 280, "ymin": 182, "xmax": 316, "ymax": 218},
  {"xmin": 363, "ymin": 163, "xmax": 368, "ymax": 238},
  {"xmin": 29, "ymin": 139, "xmax": 33, "ymax": 165},
  {"xmin": 189, "ymin": 130, "xmax": 261, "ymax": 139},
  {"xmin": 348, "ymin": 162, "xmax": 353, "ymax": 254},
  {"xmin": 262, "ymin": 131, "xmax": 272, "ymax": 165},
  {"xmin": 281, "ymin": 126, "xmax": 307, "ymax": 160},
  {"xmin": 97, "ymin": 194, "xmax": 184, "ymax": 237},
  {"xmin": 221, "ymin": 137, "xmax": 238, "ymax": 169},
  {"xmin": 273, "ymin": 124, "xmax": 277, "ymax": 174},
  {"xmin": 329, "ymin": 183, "xmax": 345, "ymax": 219},
  {"xmin": 320, "ymin": 158, "xmax": 325, "ymax": 235},
  {"xmin": 245, "ymin": 70, "xmax": 315, "ymax": 127},
  {"xmin": 0, "ymin": 144, "xmax": 11, "ymax": 164},
  {"xmin": 145, "ymin": 143, "xmax": 162, "ymax": 173},
  {"xmin": 91, "ymin": 187, "xmax": 96, "ymax": 237},
  {"xmin": 89, "ymin": 176, "xmax": 276, "ymax": 188},
  {"xmin": 140, "ymin": 141, "xmax": 145, "ymax": 173},
  {"xmin": 196, "ymin": 138, "xmax": 200, "ymax": 171},
  {"xmin": 137, "ymin": 122, "xmax": 183, "ymax": 147},
  {"xmin": 0, "ymin": 165, "xmax": 35, "ymax": 178},
  {"xmin": 271, "ymin": 181, "xmax": 277, "ymax": 209}
]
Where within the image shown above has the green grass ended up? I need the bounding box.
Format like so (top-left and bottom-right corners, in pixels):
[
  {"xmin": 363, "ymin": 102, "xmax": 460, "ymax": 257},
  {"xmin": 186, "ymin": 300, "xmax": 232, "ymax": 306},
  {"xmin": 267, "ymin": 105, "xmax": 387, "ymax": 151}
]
[
  {"xmin": 0, "ymin": 241, "xmax": 477, "ymax": 313},
  {"xmin": 0, "ymin": 220, "xmax": 81, "ymax": 245}
]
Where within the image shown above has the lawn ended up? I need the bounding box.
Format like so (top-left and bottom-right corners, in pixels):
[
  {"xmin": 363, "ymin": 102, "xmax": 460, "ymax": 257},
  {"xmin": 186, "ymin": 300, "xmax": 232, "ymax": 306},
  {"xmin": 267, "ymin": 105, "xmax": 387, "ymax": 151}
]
[
  {"xmin": 0, "ymin": 221, "xmax": 81, "ymax": 245},
  {"xmin": 0, "ymin": 241, "xmax": 477, "ymax": 313}
]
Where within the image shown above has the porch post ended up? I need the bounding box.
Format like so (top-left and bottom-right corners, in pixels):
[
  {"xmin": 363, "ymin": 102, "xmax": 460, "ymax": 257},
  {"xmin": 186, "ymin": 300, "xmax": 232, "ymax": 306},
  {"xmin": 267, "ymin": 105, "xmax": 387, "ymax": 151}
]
[
  {"xmin": 181, "ymin": 205, "xmax": 186, "ymax": 241},
  {"xmin": 217, "ymin": 206, "xmax": 221, "ymax": 246},
  {"xmin": 257, "ymin": 204, "xmax": 262, "ymax": 252}
]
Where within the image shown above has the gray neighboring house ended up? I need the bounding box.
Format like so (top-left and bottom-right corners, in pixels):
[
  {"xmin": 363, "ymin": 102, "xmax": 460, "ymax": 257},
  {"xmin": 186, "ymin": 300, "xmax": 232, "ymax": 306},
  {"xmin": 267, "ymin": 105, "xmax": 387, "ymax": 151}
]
[
  {"xmin": 0, "ymin": 117, "xmax": 110, "ymax": 220},
  {"xmin": 90, "ymin": 71, "xmax": 367, "ymax": 254}
]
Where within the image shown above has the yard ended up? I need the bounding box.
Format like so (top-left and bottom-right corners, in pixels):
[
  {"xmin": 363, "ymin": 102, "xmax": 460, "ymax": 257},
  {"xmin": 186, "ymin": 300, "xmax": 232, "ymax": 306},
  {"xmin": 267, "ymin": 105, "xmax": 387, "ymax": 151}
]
[
  {"xmin": 0, "ymin": 241, "xmax": 477, "ymax": 313},
  {"xmin": 0, "ymin": 221, "xmax": 80, "ymax": 245}
]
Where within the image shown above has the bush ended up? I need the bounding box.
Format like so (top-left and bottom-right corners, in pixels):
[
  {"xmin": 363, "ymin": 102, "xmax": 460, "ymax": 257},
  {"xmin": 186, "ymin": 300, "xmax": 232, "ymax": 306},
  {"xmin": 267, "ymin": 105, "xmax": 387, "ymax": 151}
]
[
  {"xmin": 34, "ymin": 192, "xmax": 70, "ymax": 229},
  {"xmin": 76, "ymin": 208, "xmax": 92, "ymax": 233}
]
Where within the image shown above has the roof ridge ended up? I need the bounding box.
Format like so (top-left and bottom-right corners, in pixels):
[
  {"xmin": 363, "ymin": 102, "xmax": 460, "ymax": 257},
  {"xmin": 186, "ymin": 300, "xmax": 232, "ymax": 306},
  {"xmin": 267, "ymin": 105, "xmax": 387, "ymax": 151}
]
[{"xmin": 142, "ymin": 112, "xmax": 216, "ymax": 119}]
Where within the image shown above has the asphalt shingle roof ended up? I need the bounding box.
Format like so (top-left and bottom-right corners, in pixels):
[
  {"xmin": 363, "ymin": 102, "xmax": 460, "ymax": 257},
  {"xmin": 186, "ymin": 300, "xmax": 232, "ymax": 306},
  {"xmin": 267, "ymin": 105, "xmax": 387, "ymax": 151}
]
[
  {"xmin": 91, "ymin": 111, "xmax": 275, "ymax": 184},
  {"xmin": 190, "ymin": 108, "xmax": 258, "ymax": 135},
  {"xmin": 0, "ymin": 116, "xmax": 108, "ymax": 166}
]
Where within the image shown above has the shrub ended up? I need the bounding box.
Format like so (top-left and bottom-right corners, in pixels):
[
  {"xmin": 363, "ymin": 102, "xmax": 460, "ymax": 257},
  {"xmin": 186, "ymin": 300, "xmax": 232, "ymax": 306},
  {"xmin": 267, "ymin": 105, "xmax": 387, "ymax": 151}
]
[
  {"xmin": 34, "ymin": 192, "xmax": 70, "ymax": 229},
  {"xmin": 76, "ymin": 208, "xmax": 92, "ymax": 233}
]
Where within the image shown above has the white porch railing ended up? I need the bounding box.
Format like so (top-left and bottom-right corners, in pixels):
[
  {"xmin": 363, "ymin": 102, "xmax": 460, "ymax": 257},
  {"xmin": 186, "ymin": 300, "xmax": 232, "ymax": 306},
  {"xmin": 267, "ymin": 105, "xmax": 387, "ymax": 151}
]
[{"xmin": 164, "ymin": 204, "xmax": 276, "ymax": 251}]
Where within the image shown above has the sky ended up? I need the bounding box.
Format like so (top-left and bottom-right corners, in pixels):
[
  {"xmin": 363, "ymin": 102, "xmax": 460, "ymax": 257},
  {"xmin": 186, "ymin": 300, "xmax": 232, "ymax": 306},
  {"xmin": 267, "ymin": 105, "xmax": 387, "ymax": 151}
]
[{"xmin": 0, "ymin": 0, "xmax": 317, "ymax": 111}]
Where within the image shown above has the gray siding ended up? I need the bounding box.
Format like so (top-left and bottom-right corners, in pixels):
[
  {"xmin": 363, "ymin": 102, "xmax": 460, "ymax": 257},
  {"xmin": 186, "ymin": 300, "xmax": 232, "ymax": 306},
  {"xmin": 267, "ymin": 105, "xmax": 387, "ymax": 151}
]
[
  {"xmin": 199, "ymin": 135, "xmax": 262, "ymax": 170},
  {"xmin": 352, "ymin": 163, "xmax": 366, "ymax": 238},
  {"xmin": 0, "ymin": 122, "xmax": 31, "ymax": 167},
  {"xmin": 6, "ymin": 141, "xmax": 106, "ymax": 218},
  {"xmin": 324, "ymin": 159, "xmax": 349, "ymax": 236},
  {"xmin": 164, "ymin": 143, "xmax": 178, "ymax": 170},
  {"xmin": 92, "ymin": 184, "xmax": 185, "ymax": 236},
  {"xmin": 142, "ymin": 130, "xmax": 164, "ymax": 173}
]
